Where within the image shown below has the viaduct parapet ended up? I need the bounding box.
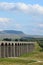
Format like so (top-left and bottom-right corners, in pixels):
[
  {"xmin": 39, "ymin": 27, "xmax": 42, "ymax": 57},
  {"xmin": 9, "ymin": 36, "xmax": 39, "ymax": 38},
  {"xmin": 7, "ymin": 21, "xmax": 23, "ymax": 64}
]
[{"xmin": 0, "ymin": 41, "xmax": 35, "ymax": 58}]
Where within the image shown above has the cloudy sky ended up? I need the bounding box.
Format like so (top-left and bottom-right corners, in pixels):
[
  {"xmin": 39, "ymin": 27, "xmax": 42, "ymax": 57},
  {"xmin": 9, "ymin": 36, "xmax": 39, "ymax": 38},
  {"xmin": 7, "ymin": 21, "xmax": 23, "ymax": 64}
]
[{"xmin": 0, "ymin": 0, "xmax": 43, "ymax": 35}]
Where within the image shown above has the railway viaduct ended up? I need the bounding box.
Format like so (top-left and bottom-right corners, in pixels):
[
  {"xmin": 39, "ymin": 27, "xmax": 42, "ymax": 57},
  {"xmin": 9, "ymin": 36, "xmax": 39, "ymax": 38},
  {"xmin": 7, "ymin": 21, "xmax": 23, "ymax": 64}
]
[{"xmin": 0, "ymin": 41, "xmax": 35, "ymax": 58}]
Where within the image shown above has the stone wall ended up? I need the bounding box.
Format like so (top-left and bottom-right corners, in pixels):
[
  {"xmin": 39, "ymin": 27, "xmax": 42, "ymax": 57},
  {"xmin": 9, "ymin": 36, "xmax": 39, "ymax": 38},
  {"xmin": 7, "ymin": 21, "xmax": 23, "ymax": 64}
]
[{"xmin": 0, "ymin": 41, "xmax": 35, "ymax": 58}]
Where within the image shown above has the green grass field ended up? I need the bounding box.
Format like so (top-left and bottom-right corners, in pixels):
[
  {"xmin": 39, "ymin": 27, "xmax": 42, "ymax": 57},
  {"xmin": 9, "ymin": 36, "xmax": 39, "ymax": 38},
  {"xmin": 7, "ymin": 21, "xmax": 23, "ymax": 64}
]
[{"xmin": 0, "ymin": 43, "xmax": 43, "ymax": 65}]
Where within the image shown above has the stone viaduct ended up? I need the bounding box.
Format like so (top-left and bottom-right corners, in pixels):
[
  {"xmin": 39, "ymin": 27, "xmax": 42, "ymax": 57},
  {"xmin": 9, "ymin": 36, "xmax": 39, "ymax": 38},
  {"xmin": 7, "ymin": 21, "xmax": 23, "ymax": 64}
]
[{"xmin": 0, "ymin": 41, "xmax": 35, "ymax": 58}]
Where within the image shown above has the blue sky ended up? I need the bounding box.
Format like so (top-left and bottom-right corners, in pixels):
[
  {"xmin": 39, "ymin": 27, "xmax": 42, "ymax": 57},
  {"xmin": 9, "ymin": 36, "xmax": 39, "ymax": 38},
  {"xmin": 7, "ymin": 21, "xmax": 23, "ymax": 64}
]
[{"xmin": 0, "ymin": 0, "xmax": 43, "ymax": 35}]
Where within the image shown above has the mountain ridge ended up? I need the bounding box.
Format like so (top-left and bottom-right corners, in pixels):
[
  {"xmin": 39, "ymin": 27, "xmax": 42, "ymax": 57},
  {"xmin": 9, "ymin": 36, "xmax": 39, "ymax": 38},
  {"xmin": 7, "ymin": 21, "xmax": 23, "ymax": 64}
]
[
  {"xmin": 0, "ymin": 30, "xmax": 24, "ymax": 35},
  {"xmin": 0, "ymin": 30, "xmax": 43, "ymax": 39}
]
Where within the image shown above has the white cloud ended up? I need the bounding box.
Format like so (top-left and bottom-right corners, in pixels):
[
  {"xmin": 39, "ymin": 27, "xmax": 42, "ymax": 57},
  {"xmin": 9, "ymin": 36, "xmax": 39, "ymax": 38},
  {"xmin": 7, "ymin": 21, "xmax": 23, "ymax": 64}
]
[
  {"xmin": 0, "ymin": 18, "xmax": 11, "ymax": 22},
  {"xmin": 38, "ymin": 24, "xmax": 43, "ymax": 27},
  {"xmin": 0, "ymin": 18, "xmax": 13, "ymax": 29},
  {"xmin": 0, "ymin": 18, "xmax": 22, "ymax": 30},
  {"xmin": 0, "ymin": 2, "xmax": 29, "ymax": 13},
  {"xmin": 0, "ymin": 2, "xmax": 43, "ymax": 15}
]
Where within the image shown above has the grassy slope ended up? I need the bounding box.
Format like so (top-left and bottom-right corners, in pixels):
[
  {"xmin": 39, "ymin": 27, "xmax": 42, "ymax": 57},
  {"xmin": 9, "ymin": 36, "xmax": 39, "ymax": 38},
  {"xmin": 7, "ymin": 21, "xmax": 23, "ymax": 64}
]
[
  {"xmin": 0, "ymin": 34, "xmax": 23, "ymax": 41},
  {"xmin": 0, "ymin": 43, "xmax": 43, "ymax": 65}
]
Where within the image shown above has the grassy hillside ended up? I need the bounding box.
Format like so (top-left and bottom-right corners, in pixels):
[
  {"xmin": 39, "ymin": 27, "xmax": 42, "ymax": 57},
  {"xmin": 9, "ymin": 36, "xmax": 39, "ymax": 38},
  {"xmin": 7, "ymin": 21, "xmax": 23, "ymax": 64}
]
[
  {"xmin": 0, "ymin": 42, "xmax": 43, "ymax": 65},
  {"xmin": 0, "ymin": 34, "xmax": 23, "ymax": 41}
]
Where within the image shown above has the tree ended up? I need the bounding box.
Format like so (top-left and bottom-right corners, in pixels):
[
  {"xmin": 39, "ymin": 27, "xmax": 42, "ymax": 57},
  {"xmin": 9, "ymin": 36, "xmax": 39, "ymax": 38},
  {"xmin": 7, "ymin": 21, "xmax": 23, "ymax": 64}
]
[
  {"xmin": 2, "ymin": 38, "xmax": 12, "ymax": 41},
  {"xmin": 15, "ymin": 39, "xmax": 18, "ymax": 41},
  {"xmin": 39, "ymin": 42, "xmax": 43, "ymax": 48}
]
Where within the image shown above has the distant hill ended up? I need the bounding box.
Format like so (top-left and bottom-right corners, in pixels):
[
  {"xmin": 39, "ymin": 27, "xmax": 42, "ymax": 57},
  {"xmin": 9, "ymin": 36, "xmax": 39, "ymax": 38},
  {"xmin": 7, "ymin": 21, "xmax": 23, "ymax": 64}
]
[
  {"xmin": 0, "ymin": 30, "xmax": 43, "ymax": 41},
  {"xmin": 0, "ymin": 30, "xmax": 24, "ymax": 35},
  {"xmin": 0, "ymin": 30, "xmax": 25, "ymax": 40}
]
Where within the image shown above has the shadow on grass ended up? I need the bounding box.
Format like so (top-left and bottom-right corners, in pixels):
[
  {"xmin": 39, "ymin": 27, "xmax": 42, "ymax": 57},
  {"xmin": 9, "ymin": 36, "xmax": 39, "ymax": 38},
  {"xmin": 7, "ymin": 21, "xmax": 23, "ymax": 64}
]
[{"xmin": 40, "ymin": 49, "xmax": 43, "ymax": 52}]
